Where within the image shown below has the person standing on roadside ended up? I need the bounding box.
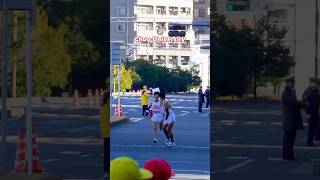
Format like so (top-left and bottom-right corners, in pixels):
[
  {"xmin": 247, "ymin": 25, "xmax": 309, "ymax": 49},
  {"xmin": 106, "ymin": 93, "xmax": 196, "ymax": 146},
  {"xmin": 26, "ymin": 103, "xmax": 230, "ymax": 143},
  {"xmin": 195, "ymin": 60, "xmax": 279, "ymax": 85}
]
[
  {"xmin": 198, "ymin": 87, "xmax": 205, "ymax": 112},
  {"xmin": 141, "ymin": 85, "xmax": 149, "ymax": 118},
  {"xmin": 281, "ymin": 76, "xmax": 304, "ymax": 161},
  {"xmin": 100, "ymin": 89, "xmax": 110, "ymax": 178},
  {"xmin": 303, "ymin": 77, "xmax": 320, "ymax": 147},
  {"xmin": 205, "ymin": 86, "xmax": 211, "ymax": 108}
]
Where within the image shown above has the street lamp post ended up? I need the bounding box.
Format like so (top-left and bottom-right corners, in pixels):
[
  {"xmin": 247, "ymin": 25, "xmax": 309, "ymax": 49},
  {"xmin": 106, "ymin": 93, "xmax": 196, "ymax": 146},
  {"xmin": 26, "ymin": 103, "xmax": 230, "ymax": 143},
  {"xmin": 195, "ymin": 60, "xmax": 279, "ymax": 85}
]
[{"xmin": 316, "ymin": 0, "xmax": 319, "ymax": 77}]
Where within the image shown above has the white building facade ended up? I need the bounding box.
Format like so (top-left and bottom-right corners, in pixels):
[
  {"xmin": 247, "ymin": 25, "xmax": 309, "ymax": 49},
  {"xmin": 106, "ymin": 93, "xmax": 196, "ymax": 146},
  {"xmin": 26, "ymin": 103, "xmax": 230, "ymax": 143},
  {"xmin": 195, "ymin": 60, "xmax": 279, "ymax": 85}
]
[{"xmin": 133, "ymin": 0, "xmax": 195, "ymax": 69}]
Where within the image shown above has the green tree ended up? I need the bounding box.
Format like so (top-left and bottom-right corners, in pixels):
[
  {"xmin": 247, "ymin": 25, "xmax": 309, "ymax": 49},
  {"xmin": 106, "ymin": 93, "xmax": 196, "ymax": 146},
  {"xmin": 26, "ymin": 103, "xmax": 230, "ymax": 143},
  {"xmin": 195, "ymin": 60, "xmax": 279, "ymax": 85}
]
[
  {"xmin": 253, "ymin": 16, "xmax": 295, "ymax": 96},
  {"xmin": 31, "ymin": 8, "xmax": 71, "ymax": 96},
  {"xmin": 113, "ymin": 64, "xmax": 133, "ymax": 92},
  {"xmin": 62, "ymin": 16, "xmax": 100, "ymax": 93},
  {"xmin": 212, "ymin": 14, "xmax": 254, "ymax": 97}
]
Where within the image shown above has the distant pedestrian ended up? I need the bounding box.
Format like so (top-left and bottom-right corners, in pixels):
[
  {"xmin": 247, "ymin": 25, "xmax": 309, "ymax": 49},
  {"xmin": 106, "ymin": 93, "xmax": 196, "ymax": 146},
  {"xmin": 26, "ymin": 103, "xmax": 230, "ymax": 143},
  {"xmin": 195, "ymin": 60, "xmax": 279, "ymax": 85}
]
[
  {"xmin": 110, "ymin": 156, "xmax": 153, "ymax": 180},
  {"xmin": 198, "ymin": 87, "xmax": 205, "ymax": 112},
  {"xmin": 143, "ymin": 158, "xmax": 175, "ymax": 180},
  {"xmin": 281, "ymin": 76, "xmax": 304, "ymax": 161},
  {"xmin": 160, "ymin": 92, "xmax": 176, "ymax": 147},
  {"xmin": 302, "ymin": 77, "xmax": 320, "ymax": 147},
  {"xmin": 205, "ymin": 86, "xmax": 211, "ymax": 108},
  {"xmin": 99, "ymin": 90, "xmax": 110, "ymax": 178},
  {"xmin": 141, "ymin": 85, "xmax": 149, "ymax": 118},
  {"xmin": 150, "ymin": 92, "xmax": 164, "ymax": 143}
]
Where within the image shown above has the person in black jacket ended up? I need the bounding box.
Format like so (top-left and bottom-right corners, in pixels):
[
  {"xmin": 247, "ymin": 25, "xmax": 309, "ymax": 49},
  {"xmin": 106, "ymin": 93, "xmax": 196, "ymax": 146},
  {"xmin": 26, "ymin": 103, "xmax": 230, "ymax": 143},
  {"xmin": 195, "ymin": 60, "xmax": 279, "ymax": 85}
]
[
  {"xmin": 281, "ymin": 76, "xmax": 304, "ymax": 161},
  {"xmin": 302, "ymin": 77, "xmax": 320, "ymax": 146},
  {"xmin": 205, "ymin": 86, "xmax": 211, "ymax": 108},
  {"xmin": 198, "ymin": 87, "xmax": 205, "ymax": 112}
]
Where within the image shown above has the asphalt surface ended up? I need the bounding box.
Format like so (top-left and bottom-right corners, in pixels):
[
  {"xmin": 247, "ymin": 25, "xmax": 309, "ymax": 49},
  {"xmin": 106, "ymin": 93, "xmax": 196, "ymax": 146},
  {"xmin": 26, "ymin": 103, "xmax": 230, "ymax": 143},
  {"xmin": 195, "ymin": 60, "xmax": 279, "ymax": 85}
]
[
  {"xmin": 111, "ymin": 95, "xmax": 210, "ymax": 179},
  {"xmin": 212, "ymin": 100, "xmax": 320, "ymax": 180}
]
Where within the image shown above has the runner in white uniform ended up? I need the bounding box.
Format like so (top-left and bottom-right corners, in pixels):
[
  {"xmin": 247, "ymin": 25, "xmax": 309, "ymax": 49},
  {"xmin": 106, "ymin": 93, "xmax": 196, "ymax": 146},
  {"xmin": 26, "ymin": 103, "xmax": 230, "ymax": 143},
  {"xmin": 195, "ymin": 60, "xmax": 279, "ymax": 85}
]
[
  {"xmin": 150, "ymin": 92, "xmax": 164, "ymax": 143},
  {"xmin": 160, "ymin": 92, "xmax": 176, "ymax": 147}
]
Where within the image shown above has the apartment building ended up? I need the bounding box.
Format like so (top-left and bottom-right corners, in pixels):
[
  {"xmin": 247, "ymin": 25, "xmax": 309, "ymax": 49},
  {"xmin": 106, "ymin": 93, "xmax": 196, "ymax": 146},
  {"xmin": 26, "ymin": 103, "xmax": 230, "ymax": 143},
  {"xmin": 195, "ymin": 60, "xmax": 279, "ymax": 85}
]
[
  {"xmin": 134, "ymin": 0, "xmax": 195, "ymax": 69},
  {"xmin": 110, "ymin": 0, "xmax": 135, "ymax": 59},
  {"xmin": 192, "ymin": 0, "xmax": 211, "ymax": 89}
]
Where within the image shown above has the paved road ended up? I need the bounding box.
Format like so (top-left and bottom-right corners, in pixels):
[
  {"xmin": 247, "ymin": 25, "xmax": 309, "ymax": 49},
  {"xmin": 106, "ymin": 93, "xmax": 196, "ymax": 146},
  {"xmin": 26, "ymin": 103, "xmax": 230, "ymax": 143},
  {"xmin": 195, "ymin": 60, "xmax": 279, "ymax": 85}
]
[
  {"xmin": 212, "ymin": 101, "xmax": 320, "ymax": 180},
  {"xmin": 111, "ymin": 95, "xmax": 210, "ymax": 180},
  {"xmin": 0, "ymin": 105, "xmax": 104, "ymax": 179}
]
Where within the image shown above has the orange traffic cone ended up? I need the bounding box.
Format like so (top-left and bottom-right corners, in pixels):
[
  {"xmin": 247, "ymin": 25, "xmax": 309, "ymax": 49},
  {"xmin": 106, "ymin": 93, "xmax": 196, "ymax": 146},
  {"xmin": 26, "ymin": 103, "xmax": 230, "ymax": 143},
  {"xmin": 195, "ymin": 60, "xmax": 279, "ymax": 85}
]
[
  {"xmin": 114, "ymin": 104, "xmax": 124, "ymax": 117},
  {"xmin": 14, "ymin": 130, "xmax": 26, "ymax": 172},
  {"xmin": 31, "ymin": 128, "xmax": 42, "ymax": 173},
  {"xmin": 95, "ymin": 89, "xmax": 100, "ymax": 107},
  {"xmin": 88, "ymin": 89, "xmax": 94, "ymax": 107},
  {"xmin": 74, "ymin": 89, "xmax": 80, "ymax": 107},
  {"xmin": 14, "ymin": 128, "xmax": 42, "ymax": 173}
]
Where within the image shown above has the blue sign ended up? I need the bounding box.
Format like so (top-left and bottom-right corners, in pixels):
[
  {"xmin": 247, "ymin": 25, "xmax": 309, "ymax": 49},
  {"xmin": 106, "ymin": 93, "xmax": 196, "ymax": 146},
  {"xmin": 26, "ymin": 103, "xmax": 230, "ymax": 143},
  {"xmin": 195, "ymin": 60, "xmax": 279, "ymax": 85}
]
[{"xmin": 110, "ymin": 42, "xmax": 122, "ymax": 65}]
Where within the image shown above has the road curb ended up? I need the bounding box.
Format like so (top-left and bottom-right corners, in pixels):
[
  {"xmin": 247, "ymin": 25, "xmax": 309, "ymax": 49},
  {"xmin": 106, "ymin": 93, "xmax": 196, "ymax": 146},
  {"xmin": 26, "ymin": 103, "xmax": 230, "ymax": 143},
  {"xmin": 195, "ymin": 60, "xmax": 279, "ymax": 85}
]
[
  {"xmin": 111, "ymin": 116, "xmax": 129, "ymax": 126},
  {"xmin": 0, "ymin": 173, "xmax": 63, "ymax": 180}
]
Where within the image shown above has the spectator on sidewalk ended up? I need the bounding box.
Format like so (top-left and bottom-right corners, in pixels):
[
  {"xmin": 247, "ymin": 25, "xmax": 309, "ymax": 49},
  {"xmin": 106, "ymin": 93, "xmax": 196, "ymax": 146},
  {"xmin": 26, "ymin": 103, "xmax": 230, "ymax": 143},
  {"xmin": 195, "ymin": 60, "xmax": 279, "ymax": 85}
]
[
  {"xmin": 143, "ymin": 158, "xmax": 175, "ymax": 180},
  {"xmin": 198, "ymin": 87, "xmax": 205, "ymax": 112},
  {"xmin": 111, "ymin": 156, "xmax": 153, "ymax": 180},
  {"xmin": 281, "ymin": 76, "xmax": 304, "ymax": 161},
  {"xmin": 100, "ymin": 89, "xmax": 110, "ymax": 178},
  {"xmin": 205, "ymin": 86, "xmax": 211, "ymax": 108},
  {"xmin": 141, "ymin": 85, "xmax": 149, "ymax": 118},
  {"xmin": 303, "ymin": 77, "xmax": 320, "ymax": 146}
]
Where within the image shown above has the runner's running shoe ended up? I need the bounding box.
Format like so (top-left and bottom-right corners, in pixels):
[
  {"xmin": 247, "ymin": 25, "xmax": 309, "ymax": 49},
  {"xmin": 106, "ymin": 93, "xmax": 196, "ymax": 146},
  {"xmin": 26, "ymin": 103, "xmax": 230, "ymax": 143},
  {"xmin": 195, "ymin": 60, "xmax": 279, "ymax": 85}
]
[{"xmin": 153, "ymin": 138, "xmax": 158, "ymax": 143}]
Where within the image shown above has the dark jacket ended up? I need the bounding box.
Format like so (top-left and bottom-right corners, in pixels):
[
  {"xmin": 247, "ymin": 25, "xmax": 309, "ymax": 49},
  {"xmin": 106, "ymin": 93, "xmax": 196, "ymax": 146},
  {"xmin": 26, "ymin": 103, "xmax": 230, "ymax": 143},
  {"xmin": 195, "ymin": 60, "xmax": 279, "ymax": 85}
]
[
  {"xmin": 302, "ymin": 86, "xmax": 320, "ymax": 117},
  {"xmin": 198, "ymin": 89, "xmax": 205, "ymax": 103},
  {"xmin": 281, "ymin": 86, "xmax": 304, "ymax": 132},
  {"xmin": 205, "ymin": 89, "xmax": 210, "ymax": 99}
]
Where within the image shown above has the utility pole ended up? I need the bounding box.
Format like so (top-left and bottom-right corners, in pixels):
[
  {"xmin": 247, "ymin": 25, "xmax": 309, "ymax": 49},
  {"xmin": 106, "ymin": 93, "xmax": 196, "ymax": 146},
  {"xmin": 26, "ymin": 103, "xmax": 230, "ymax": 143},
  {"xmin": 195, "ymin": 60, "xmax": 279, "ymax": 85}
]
[
  {"xmin": 12, "ymin": 14, "xmax": 18, "ymax": 98},
  {"xmin": 316, "ymin": 0, "xmax": 319, "ymax": 77},
  {"xmin": 1, "ymin": 0, "xmax": 9, "ymax": 172}
]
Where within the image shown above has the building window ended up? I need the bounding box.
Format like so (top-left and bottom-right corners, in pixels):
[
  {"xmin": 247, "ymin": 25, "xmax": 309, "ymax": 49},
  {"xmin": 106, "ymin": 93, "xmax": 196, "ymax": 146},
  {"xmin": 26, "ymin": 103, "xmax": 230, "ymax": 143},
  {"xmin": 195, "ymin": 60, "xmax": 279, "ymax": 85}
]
[
  {"xmin": 169, "ymin": 56, "xmax": 178, "ymax": 66},
  {"xmin": 208, "ymin": 7, "xmax": 210, "ymax": 15},
  {"xmin": 180, "ymin": 7, "xmax": 191, "ymax": 16},
  {"xmin": 117, "ymin": 7, "xmax": 126, "ymax": 16},
  {"xmin": 136, "ymin": 22, "xmax": 154, "ymax": 31},
  {"xmin": 181, "ymin": 40, "xmax": 190, "ymax": 48},
  {"xmin": 169, "ymin": 42, "xmax": 179, "ymax": 48},
  {"xmin": 137, "ymin": 5, "xmax": 154, "ymax": 14},
  {"xmin": 156, "ymin": 22, "xmax": 166, "ymax": 34},
  {"xmin": 199, "ymin": 9, "xmax": 206, "ymax": 17},
  {"xmin": 117, "ymin": 23, "xmax": 125, "ymax": 32},
  {"xmin": 156, "ymin": 42, "xmax": 166, "ymax": 48},
  {"xmin": 156, "ymin": 6, "xmax": 166, "ymax": 15},
  {"xmin": 181, "ymin": 56, "xmax": 190, "ymax": 65},
  {"xmin": 227, "ymin": 0, "xmax": 250, "ymax": 11},
  {"xmin": 169, "ymin": 7, "xmax": 179, "ymax": 16},
  {"xmin": 194, "ymin": 0, "xmax": 205, "ymax": 3},
  {"xmin": 155, "ymin": 55, "xmax": 166, "ymax": 65}
]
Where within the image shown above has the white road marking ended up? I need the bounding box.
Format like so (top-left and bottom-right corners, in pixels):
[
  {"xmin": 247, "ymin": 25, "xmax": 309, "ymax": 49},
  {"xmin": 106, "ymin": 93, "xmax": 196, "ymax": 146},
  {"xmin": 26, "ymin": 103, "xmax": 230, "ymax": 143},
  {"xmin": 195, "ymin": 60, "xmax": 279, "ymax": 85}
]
[
  {"xmin": 130, "ymin": 118, "xmax": 144, "ymax": 123},
  {"xmin": 171, "ymin": 169, "xmax": 210, "ymax": 174},
  {"xmin": 268, "ymin": 157, "xmax": 284, "ymax": 161},
  {"xmin": 222, "ymin": 159, "xmax": 255, "ymax": 172},
  {"xmin": 244, "ymin": 121, "xmax": 261, "ymax": 125},
  {"xmin": 134, "ymin": 159, "xmax": 209, "ymax": 164},
  {"xmin": 226, "ymin": 156, "xmax": 248, "ymax": 160},
  {"xmin": 59, "ymin": 151, "xmax": 82, "ymax": 155},
  {"xmin": 170, "ymin": 173, "xmax": 210, "ymax": 180},
  {"xmin": 111, "ymin": 144, "xmax": 210, "ymax": 150},
  {"xmin": 310, "ymin": 159, "xmax": 320, "ymax": 161},
  {"xmin": 41, "ymin": 159, "xmax": 60, "ymax": 163},
  {"xmin": 79, "ymin": 154, "xmax": 92, "ymax": 158},
  {"xmin": 176, "ymin": 111, "xmax": 190, "ymax": 117},
  {"xmin": 220, "ymin": 120, "xmax": 236, "ymax": 123}
]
